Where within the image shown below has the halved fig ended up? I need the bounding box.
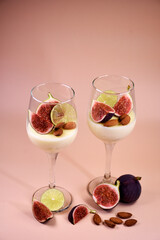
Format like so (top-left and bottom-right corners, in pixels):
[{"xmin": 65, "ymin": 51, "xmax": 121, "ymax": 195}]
[
  {"xmin": 114, "ymin": 94, "xmax": 133, "ymax": 116},
  {"xmin": 68, "ymin": 204, "xmax": 95, "ymax": 224},
  {"xmin": 32, "ymin": 200, "xmax": 53, "ymax": 223},
  {"xmin": 92, "ymin": 181, "xmax": 120, "ymax": 210},
  {"xmin": 29, "ymin": 92, "xmax": 59, "ymax": 134},
  {"xmin": 29, "ymin": 111, "xmax": 53, "ymax": 134},
  {"xmin": 36, "ymin": 92, "xmax": 59, "ymax": 122},
  {"xmin": 91, "ymin": 100, "xmax": 115, "ymax": 122}
]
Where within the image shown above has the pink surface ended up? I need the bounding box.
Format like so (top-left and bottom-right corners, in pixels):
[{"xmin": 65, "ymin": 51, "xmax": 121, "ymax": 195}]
[{"xmin": 1, "ymin": 0, "xmax": 160, "ymax": 239}]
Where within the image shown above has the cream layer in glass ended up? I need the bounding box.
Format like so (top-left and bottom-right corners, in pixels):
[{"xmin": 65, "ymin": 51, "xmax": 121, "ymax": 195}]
[
  {"xmin": 27, "ymin": 123, "xmax": 77, "ymax": 153},
  {"xmin": 88, "ymin": 111, "xmax": 136, "ymax": 143}
]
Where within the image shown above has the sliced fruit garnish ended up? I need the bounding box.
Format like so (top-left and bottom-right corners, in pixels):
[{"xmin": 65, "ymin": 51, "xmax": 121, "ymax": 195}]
[
  {"xmin": 114, "ymin": 93, "xmax": 133, "ymax": 116},
  {"xmin": 68, "ymin": 204, "xmax": 96, "ymax": 224},
  {"xmin": 29, "ymin": 111, "xmax": 53, "ymax": 134},
  {"xmin": 92, "ymin": 181, "xmax": 120, "ymax": 210},
  {"xmin": 50, "ymin": 103, "xmax": 77, "ymax": 125},
  {"xmin": 41, "ymin": 188, "xmax": 65, "ymax": 211},
  {"xmin": 91, "ymin": 100, "xmax": 115, "ymax": 123},
  {"xmin": 32, "ymin": 200, "xmax": 53, "ymax": 223},
  {"xmin": 97, "ymin": 90, "xmax": 117, "ymax": 107},
  {"xmin": 36, "ymin": 92, "xmax": 59, "ymax": 122}
]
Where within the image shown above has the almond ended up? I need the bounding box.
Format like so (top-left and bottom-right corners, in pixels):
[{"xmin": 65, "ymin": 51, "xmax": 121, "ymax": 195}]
[
  {"xmin": 93, "ymin": 214, "xmax": 102, "ymax": 225},
  {"xmin": 55, "ymin": 122, "xmax": 65, "ymax": 129},
  {"xmin": 63, "ymin": 122, "xmax": 76, "ymax": 130},
  {"xmin": 53, "ymin": 128, "xmax": 63, "ymax": 136},
  {"xmin": 117, "ymin": 212, "xmax": 132, "ymax": 219},
  {"xmin": 110, "ymin": 217, "xmax": 123, "ymax": 224},
  {"xmin": 124, "ymin": 219, "xmax": 137, "ymax": 227},
  {"xmin": 119, "ymin": 114, "xmax": 130, "ymax": 125},
  {"xmin": 104, "ymin": 220, "xmax": 115, "ymax": 228},
  {"xmin": 103, "ymin": 119, "xmax": 118, "ymax": 127}
]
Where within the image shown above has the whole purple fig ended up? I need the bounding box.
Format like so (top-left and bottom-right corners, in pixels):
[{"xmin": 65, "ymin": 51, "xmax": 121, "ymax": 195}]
[{"xmin": 116, "ymin": 174, "xmax": 142, "ymax": 203}]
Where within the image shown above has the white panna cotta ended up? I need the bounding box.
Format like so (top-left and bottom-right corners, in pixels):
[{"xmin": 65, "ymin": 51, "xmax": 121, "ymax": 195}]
[
  {"xmin": 27, "ymin": 123, "xmax": 78, "ymax": 153},
  {"xmin": 88, "ymin": 111, "xmax": 136, "ymax": 143}
]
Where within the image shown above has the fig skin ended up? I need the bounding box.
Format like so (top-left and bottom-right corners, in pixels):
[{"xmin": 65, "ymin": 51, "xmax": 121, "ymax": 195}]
[
  {"xmin": 68, "ymin": 205, "xmax": 77, "ymax": 224},
  {"xmin": 116, "ymin": 174, "xmax": 142, "ymax": 203},
  {"xmin": 100, "ymin": 113, "xmax": 114, "ymax": 123}
]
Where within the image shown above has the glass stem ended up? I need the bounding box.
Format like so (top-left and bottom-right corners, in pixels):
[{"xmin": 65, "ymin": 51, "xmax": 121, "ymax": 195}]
[
  {"xmin": 48, "ymin": 152, "xmax": 58, "ymax": 188},
  {"xmin": 103, "ymin": 142, "xmax": 115, "ymax": 181}
]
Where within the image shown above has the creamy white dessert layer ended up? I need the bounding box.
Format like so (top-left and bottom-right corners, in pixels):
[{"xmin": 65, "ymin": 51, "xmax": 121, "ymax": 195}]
[
  {"xmin": 27, "ymin": 123, "xmax": 78, "ymax": 153},
  {"xmin": 88, "ymin": 111, "xmax": 136, "ymax": 143}
]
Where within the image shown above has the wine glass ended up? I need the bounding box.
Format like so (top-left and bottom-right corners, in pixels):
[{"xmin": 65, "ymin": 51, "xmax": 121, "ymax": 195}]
[
  {"xmin": 87, "ymin": 75, "xmax": 136, "ymax": 195},
  {"xmin": 26, "ymin": 82, "xmax": 78, "ymax": 212}
]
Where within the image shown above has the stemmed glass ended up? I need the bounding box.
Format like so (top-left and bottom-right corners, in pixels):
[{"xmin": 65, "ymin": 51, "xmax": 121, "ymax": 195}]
[
  {"xmin": 26, "ymin": 82, "xmax": 78, "ymax": 212},
  {"xmin": 87, "ymin": 75, "xmax": 136, "ymax": 195}
]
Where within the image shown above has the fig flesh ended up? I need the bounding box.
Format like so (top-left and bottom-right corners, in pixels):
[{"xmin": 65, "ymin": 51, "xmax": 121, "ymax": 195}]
[
  {"xmin": 29, "ymin": 92, "xmax": 59, "ymax": 134},
  {"xmin": 30, "ymin": 111, "xmax": 53, "ymax": 134},
  {"xmin": 116, "ymin": 174, "xmax": 141, "ymax": 203},
  {"xmin": 91, "ymin": 100, "xmax": 115, "ymax": 122},
  {"xmin": 92, "ymin": 181, "xmax": 120, "ymax": 210},
  {"xmin": 32, "ymin": 200, "xmax": 53, "ymax": 223},
  {"xmin": 68, "ymin": 204, "xmax": 95, "ymax": 224},
  {"xmin": 36, "ymin": 93, "xmax": 59, "ymax": 123},
  {"xmin": 114, "ymin": 94, "xmax": 133, "ymax": 116}
]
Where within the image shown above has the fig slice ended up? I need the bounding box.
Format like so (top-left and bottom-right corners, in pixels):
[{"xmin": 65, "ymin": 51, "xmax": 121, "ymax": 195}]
[
  {"xmin": 29, "ymin": 92, "xmax": 59, "ymax": 134},
  {"xmin": 29, "ymin": 111, "xmax": 54, "ymax": 134},
  {"xmin": 68, "ymin": 204, "xmax": 96, "ymax": 224},
  {"xmin": 92, "ymin": 181, "xmax": 120, "ymax": 210},
  {"xmin": 32, "ymin": 200, "xmax": 53, "ymax": 223},
  {"xmin": 114, "ymin": 93, "xmax": 133, "ymax": 116},
  {"xmin": 91, "ymin": 100, "xmax": 115, "ymax": 123},
  {"xmin": 36, "ymin": 92, "xmax": 59, "ymax": 123}
]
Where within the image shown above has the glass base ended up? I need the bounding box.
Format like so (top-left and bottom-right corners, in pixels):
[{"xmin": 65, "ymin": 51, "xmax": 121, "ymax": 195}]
[
  {"xmin": 32, "ymin": 185, "xmax": 72, "ymax": 212},
  {"xmin": 87, "ymin": 176, "xmax": 116, "ymax": 195}
]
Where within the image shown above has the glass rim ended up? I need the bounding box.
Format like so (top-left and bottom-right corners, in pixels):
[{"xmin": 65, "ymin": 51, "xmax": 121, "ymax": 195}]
[
  {"xmin": 92, "ymin": 74, "xmax": 135, "ymax": 95},
  {"xmin": 31, "ymin": 82, "xmax": 75, "ymax": 104}
]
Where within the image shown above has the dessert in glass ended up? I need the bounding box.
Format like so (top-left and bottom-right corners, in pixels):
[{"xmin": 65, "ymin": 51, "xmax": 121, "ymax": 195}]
[
  {"xmin": 26, "ymin": 82, "xmax": 78, "ymax": 212},
  {"xmin": 87, "ymin": 75, "xmax": 136, "ymax": 195}
]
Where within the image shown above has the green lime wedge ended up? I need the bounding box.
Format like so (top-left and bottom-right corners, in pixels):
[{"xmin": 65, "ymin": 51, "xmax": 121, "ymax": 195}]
[
  {"xmin": 50, "ymin": 103, "xmax": 77, "ymax": 125},
  {"xmin": 41, "ymin": 188, "xmax": 65, "ymax": 211},
  {"xmin": 97, "ymin": 90, "xmax": 117, "ymax": 107}
]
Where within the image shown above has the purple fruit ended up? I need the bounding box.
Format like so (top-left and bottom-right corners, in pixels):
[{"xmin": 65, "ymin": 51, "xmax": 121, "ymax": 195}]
[
  {"xmin": 68, "ymin": 204, "xmax": 94, "ymax": 224},
  {"xmin": 92, "ymin": 181, "xmax": 120, "ymax": 210},
  {"xmin": 116, "ymin": 174, "xmax": 142, "ymax": 203},
  {"xmin": 36, "ymin": 102, "xmax": 56, "ymax": 122},
  {"xmin": 36, "ymin": 92, "xmax": 59, "ymax": 123},
  {"xmin": 91, "ymin": 100, "xmax": 115, "ymax": 122},
  {"xmin": 36, "ymin": 94, "xmax": 59, "ymax": 123},
  {"xmin": 29, "ymin": 92, "xmax": 59, "ymax": 134},
  {"xmin": 114, "ymin": 94, "xmax": 133, "ymax": 116},
  {"xmin": 100, "ymin": 112, "xmax": 115, "ymax": 123},
  {"xmin": 32, "ymin": 200, "xmax": 53, "ymax": 223},
  {"xmin": 30, "ymin": 112, "xmax": 53, "ymax": 134}
]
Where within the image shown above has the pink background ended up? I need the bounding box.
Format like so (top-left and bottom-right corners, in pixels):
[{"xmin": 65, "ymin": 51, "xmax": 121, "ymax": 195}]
[{"xmin": 1, "ymin": 0, "xmax": 160, "ymax": 239}]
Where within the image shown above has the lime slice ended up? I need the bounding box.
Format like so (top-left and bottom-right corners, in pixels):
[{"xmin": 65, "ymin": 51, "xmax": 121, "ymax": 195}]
[
  {"xmin": 97, "ymin": 90, "xmax": 117, "ymax": 107},
  {"xmin": 50, "ymin": 103, "xmax": 77, "ymax": 125},
  {"xmin": 41, "ymin": 188, "xmax": 65, "ymax": 211}
]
